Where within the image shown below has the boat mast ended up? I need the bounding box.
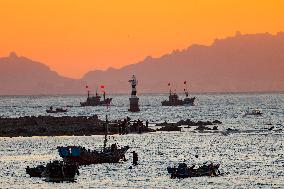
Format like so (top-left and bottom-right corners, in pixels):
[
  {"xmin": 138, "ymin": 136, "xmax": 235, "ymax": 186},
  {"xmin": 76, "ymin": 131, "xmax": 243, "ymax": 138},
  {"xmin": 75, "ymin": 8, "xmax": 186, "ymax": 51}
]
[
  {"xmin": 184, "ymin": 81, "xmax": 189, "ymax": 97},
  {"xmin": 96, "ymin": 86, "xmax": 98, "ymax": 97},
  {"xmin": 168, "ymin": 82, "xmax": 172, "ymax": 95},
  {"xmin": 85, "ymin": 84, "xmax": 90, "ymax": 98},
  {"xmin": 103, "ymin": 115, "xmax": 108, "ymax": 150}
]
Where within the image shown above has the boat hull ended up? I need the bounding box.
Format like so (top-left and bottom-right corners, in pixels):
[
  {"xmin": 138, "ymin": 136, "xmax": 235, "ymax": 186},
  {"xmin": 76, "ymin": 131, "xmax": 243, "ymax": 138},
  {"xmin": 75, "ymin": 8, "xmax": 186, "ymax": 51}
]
[
  {"xmin": 26, "ymin": 165, "xmax": 45, "ymax": 177},
  {"xmin": 167, "ymin": 163, "xmax": 220, "ymax": 178},
  {"xmin": 42, "ymin": 161, "xmax": 79, "ymax": 182},
  {"xmin": 58, "ymin": 146, "xmax": 129, "ymax": 165},
  {"xmin": 80, "ymin": 98, "xmax": 112, "ymax": 106},
  {"xmin": 162, "ymin": 97, "xmax": 195, "ymax": 106}
]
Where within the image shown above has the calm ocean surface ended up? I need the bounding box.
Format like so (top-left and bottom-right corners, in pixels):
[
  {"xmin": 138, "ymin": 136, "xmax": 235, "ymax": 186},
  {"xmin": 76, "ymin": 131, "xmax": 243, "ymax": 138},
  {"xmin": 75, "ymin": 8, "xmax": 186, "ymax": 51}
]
[{"xmin": 0, "ymin": 93, "xmax": 283, "ymax": 188}]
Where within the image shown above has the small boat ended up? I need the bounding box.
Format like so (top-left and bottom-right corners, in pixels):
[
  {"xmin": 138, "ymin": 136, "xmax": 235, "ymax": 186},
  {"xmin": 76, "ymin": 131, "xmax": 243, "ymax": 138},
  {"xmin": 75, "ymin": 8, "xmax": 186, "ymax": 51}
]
[
  {"xmin": 26, "ymin": 165, "xmax": 45, "ymax": 177},
  {"xmin": 42, "ymin": 160, "xmax": 79, "ymax": 182},
  {"xmin": 167, "ymin": 162, "xmax": 221, "ymax": 178},
  {"xmin": 243, "ymin": 108, "xmax": 262, "ymax": 117},
  {"xmin": 46, "ymin": 107, "xmax": 68, "ymax": 113}
]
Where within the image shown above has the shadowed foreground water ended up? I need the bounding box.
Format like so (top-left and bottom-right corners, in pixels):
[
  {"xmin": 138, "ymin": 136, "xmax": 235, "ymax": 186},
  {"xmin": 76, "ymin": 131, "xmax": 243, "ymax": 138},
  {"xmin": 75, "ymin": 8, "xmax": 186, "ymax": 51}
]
[{"xmin": 0, "ymin": 93, "xmax": 283, "ymax": 188}]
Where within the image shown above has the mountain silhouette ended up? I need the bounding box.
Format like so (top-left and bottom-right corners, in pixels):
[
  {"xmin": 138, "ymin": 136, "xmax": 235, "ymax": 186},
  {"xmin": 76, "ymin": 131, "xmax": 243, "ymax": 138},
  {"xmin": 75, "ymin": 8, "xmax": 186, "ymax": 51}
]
[
  {"xmin": 83, "ymin": 32, "xmax": 284, "ymax": 93},
  {"xmin": 1, "ymin": 32, "xmax": 284, "ymax": 95},
  {"xmin": 0, "ymin": 52, "xmax": 83, "ymax": 95}
]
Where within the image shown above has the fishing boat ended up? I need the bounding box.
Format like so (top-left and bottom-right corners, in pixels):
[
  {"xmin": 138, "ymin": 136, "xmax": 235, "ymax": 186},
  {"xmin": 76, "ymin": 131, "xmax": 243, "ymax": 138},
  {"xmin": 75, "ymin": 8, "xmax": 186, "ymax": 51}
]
[
  {"xmin": 26, "ymin": 161, "xmax": 79, "ymax": 182},
  {"xmin": 26, "ymin": 165, "xmax": 45, "ymax": 177},
  {"xmin": 42, "ymin": 160, "xmax": 79, "ymax": 182},
  {"xmin": 167, "ymin": 162, "xmax": 221, "ymax": 178},
  {"xmin": 57, "ymin": 116, "xmax": 129, "ymax": 165},
  {"xmin": 57, "ymin": 144, "xmax": 129, "ymax": 165},
  {"xmin": 161, "ymin": 81, "xmax": 196, "ymax": 106},
  {"xmin": 80, "ymin": 90, "xmax": 112, "ymax": 106}
]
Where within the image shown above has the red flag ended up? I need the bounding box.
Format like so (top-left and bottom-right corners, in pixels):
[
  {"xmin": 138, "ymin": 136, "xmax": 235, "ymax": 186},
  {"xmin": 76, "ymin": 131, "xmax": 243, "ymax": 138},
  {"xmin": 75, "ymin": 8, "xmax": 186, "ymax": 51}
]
[
  {"xmin": 85, "ymin": 85, "xmax": 89, "ymax": 89},
  {"xmin": 100, "ymin": 85, "xmax": 105, "ymax": 89},
  {"xmin": 184, "ymin": 81, "xmax": 187, "ymax": 85}
]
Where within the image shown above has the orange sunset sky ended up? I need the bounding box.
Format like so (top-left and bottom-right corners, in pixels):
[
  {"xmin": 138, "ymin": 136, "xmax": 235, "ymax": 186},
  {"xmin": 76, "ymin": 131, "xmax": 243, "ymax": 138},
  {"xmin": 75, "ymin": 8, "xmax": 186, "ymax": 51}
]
[{"xmin": 0, "ymin": 0, "xmax": 284, "ymax": 78}]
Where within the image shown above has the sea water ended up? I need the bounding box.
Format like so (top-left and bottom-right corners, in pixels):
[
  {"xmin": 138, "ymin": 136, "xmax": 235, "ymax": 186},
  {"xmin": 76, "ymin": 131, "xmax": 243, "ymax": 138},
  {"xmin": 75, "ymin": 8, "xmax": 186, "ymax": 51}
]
[{"xmin": 0, "ymin": 93, "xmax": 283, "ymax": 188}]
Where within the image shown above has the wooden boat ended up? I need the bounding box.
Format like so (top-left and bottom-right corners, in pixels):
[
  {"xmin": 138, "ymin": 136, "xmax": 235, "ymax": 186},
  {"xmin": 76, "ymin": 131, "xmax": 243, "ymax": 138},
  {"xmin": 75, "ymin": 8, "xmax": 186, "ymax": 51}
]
[
  {"xmin": 167, "ymin": 162, "xmax": 221, "ymax": 178},
  {"xmin": 26, "ymin": 161, "xmax": 79, "ymax": 182},
  {"xmin": 42, "ymin": 160, "xmax": 79, "ymax": 182},
  {"xmin": 162, "ymin": 81, "xmax": 196, "ymax": 106},
  {"xmin": 58, "ymin": 116, "xmax": 129, "ymax": 165},
  {"xmin": 57, "ymin": 144, "xmax": 129, "ymax": 165},
  {"xmin": 162, "ymin": 93, "xmax": 195, "ymax": 106},
  {"xmin": 80, "ymin": 91, "xmax": 112, "ymax": 106},
  {"xmin": 26, "ymin": 165, "xmax": 45, "ymax": 177}
]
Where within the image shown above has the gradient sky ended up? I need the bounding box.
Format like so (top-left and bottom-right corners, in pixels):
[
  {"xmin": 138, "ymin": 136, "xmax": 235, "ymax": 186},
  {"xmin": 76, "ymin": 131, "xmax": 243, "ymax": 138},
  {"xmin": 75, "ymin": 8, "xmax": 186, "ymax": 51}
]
[{"xmin": 0, "ymin": 0, "xmax": 284, "ymax": 78}]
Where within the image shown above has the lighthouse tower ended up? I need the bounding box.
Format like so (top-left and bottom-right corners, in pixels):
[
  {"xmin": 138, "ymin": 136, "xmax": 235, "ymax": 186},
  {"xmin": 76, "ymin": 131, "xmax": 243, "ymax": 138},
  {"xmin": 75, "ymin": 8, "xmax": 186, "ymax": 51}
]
[{"xmin": 128, "ymin": 75, "xmax": 140, "ymax": 112}]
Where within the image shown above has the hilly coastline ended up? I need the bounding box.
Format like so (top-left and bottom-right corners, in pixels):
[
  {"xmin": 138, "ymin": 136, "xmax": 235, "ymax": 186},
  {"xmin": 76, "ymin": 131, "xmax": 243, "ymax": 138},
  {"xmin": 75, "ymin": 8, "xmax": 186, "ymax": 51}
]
[{"xmin": 1, "ymin": 32, "xmax": 284, "ymax": 95}]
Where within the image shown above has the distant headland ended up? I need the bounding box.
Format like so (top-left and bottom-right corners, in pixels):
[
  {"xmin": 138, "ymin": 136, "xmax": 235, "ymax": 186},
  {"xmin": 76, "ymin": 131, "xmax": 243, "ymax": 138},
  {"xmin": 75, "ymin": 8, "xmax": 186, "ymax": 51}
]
[{"xmin": 0, "ymin": 32, "xmax": 284, "ymax": 95}]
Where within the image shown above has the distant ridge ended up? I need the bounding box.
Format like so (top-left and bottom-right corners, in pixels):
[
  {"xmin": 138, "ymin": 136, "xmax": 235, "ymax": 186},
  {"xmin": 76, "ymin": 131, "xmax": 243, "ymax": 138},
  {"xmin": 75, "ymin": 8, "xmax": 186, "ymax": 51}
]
[
  {"xmin": 83, "ymin": 32, "xmax": 284, "ymax": 93},
  {"xmin": 0, "ymin": 52, "xmax": 84, "ymax": 95},
  {"xmin": 1, "ymin": 32, "xmax": 284, "ymax": 95}
]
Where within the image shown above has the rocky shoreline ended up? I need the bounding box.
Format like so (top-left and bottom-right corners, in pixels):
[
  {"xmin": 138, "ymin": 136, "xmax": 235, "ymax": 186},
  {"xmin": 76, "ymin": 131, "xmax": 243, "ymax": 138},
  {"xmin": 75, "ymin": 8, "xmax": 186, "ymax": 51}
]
[
  {"xmin": 0, "ymin": 115, "xmax": 153, "ymax": 137},
  {"xmin": 0, "ymin": 116, "xmax": 222, "ymax": 137}
]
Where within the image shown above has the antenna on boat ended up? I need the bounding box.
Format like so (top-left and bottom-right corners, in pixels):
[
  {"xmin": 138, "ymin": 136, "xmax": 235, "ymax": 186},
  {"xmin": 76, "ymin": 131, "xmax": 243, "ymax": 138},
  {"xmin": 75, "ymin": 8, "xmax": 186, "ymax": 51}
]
[
  {"xmin": 183, "ymin": 80, "xmax": 189, "ymax": 97},
  {"xmin": 100, "ymin": 85, "xmax": 106, "ymax": 100},
  {"xmin": 85, "ymin": 84, "xmax": 90, "ymax": 98},
  {"xmin": 96, "ymin": 86, "xmax": 98, "ymax": 97},
  {"xmin": 168, "ymin": 82, "xmax": 172, "ymax": 95}
]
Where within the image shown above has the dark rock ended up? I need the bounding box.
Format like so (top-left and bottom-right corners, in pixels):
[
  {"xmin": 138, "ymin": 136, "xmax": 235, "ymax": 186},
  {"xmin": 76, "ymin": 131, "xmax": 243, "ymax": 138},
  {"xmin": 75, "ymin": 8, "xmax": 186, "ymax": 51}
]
[
  {"xmin": 156, "ymin": 125, "xmax": 181, "ymax": 132},
  {"xmin": 195, "ymin": 125, "xmax": 211, "ymax": 131},
  {"xmin": 268, "ymin": 126, "xmax": 274, "ymax": 131},
  {"xmin": 213, "ymin": 120, "xmax": 222, "ymax": 124},
  {"xmin": 213, "ymin": 126, "xmax": 218, "ymax": 130},
  {"xmin": 0, "ymin": 116, "xmax": 154, "ymax": 137}
]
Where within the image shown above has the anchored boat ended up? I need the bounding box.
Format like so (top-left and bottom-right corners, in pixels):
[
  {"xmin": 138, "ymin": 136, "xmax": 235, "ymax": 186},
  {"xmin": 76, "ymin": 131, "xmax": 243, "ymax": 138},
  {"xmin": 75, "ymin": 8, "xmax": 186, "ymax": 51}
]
[
  {"xmin": 57, "ymin": 144, "xmax": 129, "ymax": 165},
  {"xmin": 162, "ymin": 81, "xmax": 196, "ymax": 106},
  {"xmin": 26, "ymin": 165, "xmax": 45, "ymax": 177},
  {"xmin": 80, "ymin": 90, "xmax": 112, "ymax": 106},
  {"xmin": 26, "ymin": 161, "xmax": 79, "ymax": 182},
  {"xmin": 161, "ymin": 93, "xmax": 196, "ymax": 106},
  {"xmin": 42, "ymin": 160, "xmax": 79, "ymax": 182},
  {"xmin": 167, "ymin": 162, "xmax": 221, "ymax": 179},
  {"xmin": 58, "ymin": 116, "xmax": 129, "ymax": 165}
]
